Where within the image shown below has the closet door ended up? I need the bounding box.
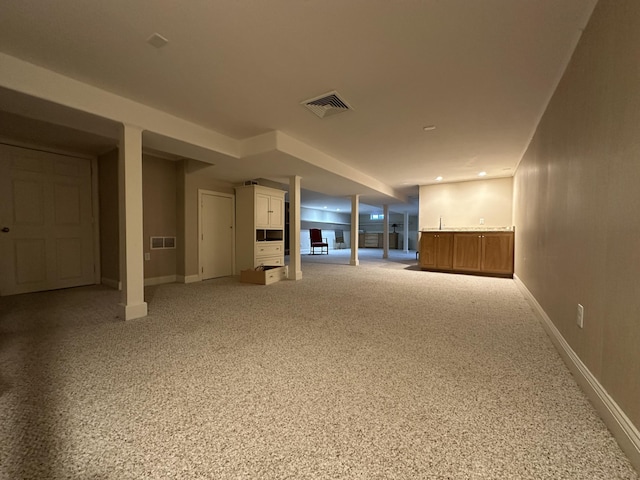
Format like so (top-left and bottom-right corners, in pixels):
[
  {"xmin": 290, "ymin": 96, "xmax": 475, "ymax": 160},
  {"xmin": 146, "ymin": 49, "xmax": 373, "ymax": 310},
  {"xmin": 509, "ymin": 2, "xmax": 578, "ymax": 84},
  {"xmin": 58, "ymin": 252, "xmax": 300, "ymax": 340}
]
[
  {"xmin": 0, "ymin": 145, "xmax": 95, "ymax": 295},
  {"xmin": 200, "ymin": 192, "xmax": 234, "ymax": 279}
]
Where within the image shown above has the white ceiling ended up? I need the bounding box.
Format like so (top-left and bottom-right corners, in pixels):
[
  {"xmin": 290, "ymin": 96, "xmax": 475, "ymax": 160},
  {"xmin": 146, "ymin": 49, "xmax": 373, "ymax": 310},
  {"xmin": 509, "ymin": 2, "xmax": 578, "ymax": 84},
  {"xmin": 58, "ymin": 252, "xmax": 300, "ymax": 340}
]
[{"xmin": 0, "ymin": 0, "xmax": 597, "ymax": 214}]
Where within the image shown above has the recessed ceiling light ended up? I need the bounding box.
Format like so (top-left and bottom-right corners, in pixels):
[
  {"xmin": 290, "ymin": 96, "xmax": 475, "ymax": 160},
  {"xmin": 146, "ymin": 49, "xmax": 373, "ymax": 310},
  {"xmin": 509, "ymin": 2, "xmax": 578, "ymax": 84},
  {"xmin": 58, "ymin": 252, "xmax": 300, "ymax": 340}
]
[
  {"xmin": 423, "ymin": 125, "xmax": 437, "ymax": 131},
  {"xmin": 478, "ymin": 171, "xmax": 487, "ymax": 177},
  {"xmin": 435, "ymin": 176, "xmax": 443, "ymax": 181},
  {"xmin": 147, "ymin": 33, "xmax": 169, "ymax": 48}
]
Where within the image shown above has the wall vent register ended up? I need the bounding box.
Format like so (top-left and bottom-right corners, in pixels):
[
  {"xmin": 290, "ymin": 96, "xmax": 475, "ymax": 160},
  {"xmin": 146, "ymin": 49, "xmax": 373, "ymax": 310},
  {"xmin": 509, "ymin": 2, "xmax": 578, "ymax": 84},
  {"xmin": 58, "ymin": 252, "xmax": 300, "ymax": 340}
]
[{"xmin": 150, "ymin": 236, "xmax": 176, "ymax": 249}]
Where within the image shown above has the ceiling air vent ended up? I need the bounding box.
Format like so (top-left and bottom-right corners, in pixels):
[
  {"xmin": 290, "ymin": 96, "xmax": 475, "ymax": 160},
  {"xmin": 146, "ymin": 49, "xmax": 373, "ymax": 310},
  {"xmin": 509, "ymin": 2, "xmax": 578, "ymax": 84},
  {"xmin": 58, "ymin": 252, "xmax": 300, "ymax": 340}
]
[{"xmin": 301, "ymin": 91, "xmax": 352, "ymax": 119}]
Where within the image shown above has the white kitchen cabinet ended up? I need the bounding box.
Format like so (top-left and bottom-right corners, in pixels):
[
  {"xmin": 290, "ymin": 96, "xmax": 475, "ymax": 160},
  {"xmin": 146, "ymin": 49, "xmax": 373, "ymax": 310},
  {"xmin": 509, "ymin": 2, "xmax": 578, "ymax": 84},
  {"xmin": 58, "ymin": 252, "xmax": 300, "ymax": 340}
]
[{"xmin": 235, "ymin": 185, "xmax": 286, "ymax": 273}]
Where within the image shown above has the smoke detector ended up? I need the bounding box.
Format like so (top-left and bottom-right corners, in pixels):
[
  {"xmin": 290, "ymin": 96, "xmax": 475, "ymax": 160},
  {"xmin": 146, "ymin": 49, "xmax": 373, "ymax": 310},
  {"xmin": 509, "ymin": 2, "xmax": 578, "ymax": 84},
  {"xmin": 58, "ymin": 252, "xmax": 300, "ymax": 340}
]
[{"xmin": 301, "ymin": 91, "xmax": 353, "ymax": 119}]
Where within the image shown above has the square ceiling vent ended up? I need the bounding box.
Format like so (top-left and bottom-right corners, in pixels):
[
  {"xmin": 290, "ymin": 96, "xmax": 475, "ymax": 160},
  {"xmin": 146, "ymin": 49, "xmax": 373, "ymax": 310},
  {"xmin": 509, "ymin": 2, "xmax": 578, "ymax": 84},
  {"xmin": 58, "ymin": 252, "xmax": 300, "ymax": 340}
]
[{"xmin": 301, "ymin": 91, "xmax": 353, "ymax": 119}]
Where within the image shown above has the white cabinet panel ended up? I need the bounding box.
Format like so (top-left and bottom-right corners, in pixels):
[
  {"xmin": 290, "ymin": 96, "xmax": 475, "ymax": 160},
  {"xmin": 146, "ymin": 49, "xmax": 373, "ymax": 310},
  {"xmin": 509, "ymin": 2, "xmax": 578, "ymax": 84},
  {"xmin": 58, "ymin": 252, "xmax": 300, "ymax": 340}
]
[{"xmin": 235, "ymin": 185, "xmax": 286, "ymax": 273}]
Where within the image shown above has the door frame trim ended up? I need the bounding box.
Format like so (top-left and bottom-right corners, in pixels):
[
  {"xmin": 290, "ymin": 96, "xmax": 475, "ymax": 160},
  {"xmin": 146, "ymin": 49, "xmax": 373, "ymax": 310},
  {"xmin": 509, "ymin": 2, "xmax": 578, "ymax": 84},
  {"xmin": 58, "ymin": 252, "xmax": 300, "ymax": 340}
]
[{"xmin": 197, "ymin": 189, "xmax": 235, "ymax": 281}]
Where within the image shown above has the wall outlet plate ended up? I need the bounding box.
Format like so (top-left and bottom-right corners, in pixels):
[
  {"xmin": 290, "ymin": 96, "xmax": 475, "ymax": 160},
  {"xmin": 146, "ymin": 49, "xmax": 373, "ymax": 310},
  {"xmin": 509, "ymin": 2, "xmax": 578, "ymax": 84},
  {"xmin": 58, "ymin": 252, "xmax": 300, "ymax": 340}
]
[{"xmin": 577, "ymin": 304, "xmax": 584, "ymax": 328}]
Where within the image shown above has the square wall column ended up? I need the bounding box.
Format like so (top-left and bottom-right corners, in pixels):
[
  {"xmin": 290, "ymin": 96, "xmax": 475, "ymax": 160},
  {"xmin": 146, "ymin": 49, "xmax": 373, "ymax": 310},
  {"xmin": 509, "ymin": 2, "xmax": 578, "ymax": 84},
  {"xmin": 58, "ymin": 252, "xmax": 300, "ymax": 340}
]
[
  {"xmin": 350, "ymin": 195, "xmax": 360, "ymax": 266},
  {"xmin": 383, "ymin": 204, "xmax": 389, "ymax": 259},
  {"xmin": 403, "ymin": 211, "xmax": 410, "ymax": 253},
  {"xmin": 289, "ymin": 175, "xmax": 302, "ymax": 280},
  {"xmin": 118, "ymin": 124, "xmax": 148, "ymax": 320}
]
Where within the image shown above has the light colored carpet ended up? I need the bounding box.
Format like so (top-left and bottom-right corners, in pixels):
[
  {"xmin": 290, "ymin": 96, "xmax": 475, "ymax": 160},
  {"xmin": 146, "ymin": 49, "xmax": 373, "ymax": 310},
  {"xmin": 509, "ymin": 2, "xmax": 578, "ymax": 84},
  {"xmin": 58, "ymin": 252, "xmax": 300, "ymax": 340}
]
[{"xmin": 0, "ymin": 250, "xmax": 637, "ymax": 479}]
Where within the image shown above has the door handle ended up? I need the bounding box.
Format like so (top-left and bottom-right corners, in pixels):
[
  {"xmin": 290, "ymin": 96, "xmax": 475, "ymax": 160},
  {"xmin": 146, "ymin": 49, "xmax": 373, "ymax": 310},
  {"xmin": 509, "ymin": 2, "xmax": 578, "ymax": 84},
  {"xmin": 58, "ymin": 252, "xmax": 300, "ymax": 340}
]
[{"xmin": 1, "ymin": 227, "xmax": 9, "ymax": 233}]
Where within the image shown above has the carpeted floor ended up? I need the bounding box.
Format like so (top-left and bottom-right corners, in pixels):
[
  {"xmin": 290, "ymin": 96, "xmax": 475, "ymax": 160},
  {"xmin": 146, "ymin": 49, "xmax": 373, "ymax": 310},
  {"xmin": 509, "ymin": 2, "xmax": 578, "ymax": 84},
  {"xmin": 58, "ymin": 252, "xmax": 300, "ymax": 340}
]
[{"xmin": 0, "ymin": 250, "xmax": 637, "ymax": 479}]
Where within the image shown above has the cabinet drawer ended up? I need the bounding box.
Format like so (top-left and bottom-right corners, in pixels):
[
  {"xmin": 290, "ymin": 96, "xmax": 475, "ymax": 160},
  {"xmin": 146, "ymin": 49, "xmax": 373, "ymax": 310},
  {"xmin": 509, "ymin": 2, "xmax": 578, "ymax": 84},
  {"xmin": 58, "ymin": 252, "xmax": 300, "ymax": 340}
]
[
  {"xmin": 240, "ymin": 266, "xmax": 287, "ymax": 285},
  {"xmin": 255, "ymin": 255, "xmax": 283, "ymax": 266},
  {"xmin": 364, "ymin": 233, "xmax": 379, "ymax": 248},
  {"xmin": 264, "ymin": 266, "xmax": 287, "ymax": 284},
  {"xmin": 255, "ymin": 243, "xmax": 283, "ymax": 256}
]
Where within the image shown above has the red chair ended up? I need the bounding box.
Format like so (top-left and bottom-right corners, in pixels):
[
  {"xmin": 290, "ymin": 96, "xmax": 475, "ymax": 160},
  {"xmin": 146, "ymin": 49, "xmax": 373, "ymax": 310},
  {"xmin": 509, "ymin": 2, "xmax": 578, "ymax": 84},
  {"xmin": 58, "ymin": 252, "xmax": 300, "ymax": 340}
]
[{"xmin": 310, "ymin": 228, "xmax": 329, "ymax": 254}]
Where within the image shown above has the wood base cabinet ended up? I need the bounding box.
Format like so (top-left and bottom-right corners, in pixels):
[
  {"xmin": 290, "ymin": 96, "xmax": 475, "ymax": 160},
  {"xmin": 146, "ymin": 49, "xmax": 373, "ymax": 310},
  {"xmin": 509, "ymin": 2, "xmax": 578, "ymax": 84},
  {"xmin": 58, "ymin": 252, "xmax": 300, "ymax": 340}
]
[
  {"xmin": 452, "ymin": 233, "xmax": 482, "ymax": 272},
  {"xmin": 452, "ymin": 232, "xmax": 514, "ymax": 276},
  {"xmin": 357, "ymin": 232, "xmax": 399, "ymax": 249},
  {"xmin": 420, "ymin": 231, "xmax": 514, "ymax": 277},
  {"xmin": 479, "ymin": 232, "xmax": 514, "ymax": 275},
  {"xmin": 419, "ymin": 232, "xmax": 453, "ymax": 270}
]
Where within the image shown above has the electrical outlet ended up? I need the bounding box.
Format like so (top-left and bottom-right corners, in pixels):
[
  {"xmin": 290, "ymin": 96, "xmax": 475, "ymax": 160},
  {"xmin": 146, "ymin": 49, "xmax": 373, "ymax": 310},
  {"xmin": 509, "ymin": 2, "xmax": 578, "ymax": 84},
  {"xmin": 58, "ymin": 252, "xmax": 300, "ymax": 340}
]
[
  {"xmin": 576, "ymin": 304, "xmax": 584, "ymax": 328},
  {"xmin": 479, "ymin": 218, "xmax": 485, "ymax": 225},
  {"xmin": 145, "ymin": 252, "xmax": 150, "ymax": 261}
]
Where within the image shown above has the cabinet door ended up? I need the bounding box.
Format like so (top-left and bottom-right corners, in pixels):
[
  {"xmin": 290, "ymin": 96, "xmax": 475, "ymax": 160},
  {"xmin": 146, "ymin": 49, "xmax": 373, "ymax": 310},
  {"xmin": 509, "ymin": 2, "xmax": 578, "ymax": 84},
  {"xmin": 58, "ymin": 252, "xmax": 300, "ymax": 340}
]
[
  {"xmin": 436, "ymin": 233, "xmax": 453, "ymax": 269},
  {"xmin": 453, "ymin": 233, "xmax": 482, "ymax": 271},
  {"xmin": 269, "ymin": 194, "xmax": 284, "ymax": 228},
  {"xmin": 389, "ymin": 233, "xmax": 399, "ymax": 249},
  {"xmin": 419, "ymin": 233, "xmax": 436, "ymax": 268},
  {"xmin": 482, "ymin": 233, "xmax": 514, "ymax": 274},
  {"xmin": 255, "ymin": 193, "xmax": 271, "ymax": 228}
]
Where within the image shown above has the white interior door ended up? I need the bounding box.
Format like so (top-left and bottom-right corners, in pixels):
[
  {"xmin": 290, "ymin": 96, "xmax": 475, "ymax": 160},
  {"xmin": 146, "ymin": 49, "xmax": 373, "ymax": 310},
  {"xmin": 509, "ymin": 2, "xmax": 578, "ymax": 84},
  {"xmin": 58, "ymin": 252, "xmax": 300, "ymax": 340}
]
[
  {"xmin": 200, "ymin": 192, "xmax": 233, "ymax": 280},
  {"xmin": 0, "ymin": 144, "xmax": 95, "ymax": 296}
]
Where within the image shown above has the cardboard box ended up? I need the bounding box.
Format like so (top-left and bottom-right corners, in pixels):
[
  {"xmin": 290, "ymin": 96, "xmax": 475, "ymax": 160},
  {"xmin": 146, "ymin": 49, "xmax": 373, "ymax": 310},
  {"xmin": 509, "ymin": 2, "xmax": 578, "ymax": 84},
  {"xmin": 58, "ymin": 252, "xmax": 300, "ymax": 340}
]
[{"xmin": 240, "ymin": 266, "xmax": 287, "ymax": 285}]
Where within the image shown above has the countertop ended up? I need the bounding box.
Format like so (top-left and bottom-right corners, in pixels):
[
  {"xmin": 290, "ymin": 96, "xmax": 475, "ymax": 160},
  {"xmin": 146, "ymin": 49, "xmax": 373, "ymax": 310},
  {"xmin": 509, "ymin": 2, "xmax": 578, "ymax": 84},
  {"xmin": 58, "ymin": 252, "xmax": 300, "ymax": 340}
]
[{"xmin": 421, "ymin": 227, "xmax": 514, "ymax": 232}]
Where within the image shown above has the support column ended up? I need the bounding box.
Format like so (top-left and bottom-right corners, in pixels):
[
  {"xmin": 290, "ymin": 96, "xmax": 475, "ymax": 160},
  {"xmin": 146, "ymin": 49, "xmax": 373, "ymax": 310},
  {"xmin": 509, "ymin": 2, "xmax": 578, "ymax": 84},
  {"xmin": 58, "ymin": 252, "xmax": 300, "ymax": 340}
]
[
  {"xmin": 289, "ymin": 175, "xmax": 302, "ymax": 280},
  {"xmin": 383, "ymin": 204, "xmax": 389, "ymax": 259},
  {"xmin": 118, "ymin": 124, "xmax": 148, "ymax": 320},
  {"xmin": 350, "ymin": 195, "xmax": 359, "ymax": 266},
  {"xmin": 403, "ymin": 211, "xmax": 410, "ymax": 253}
]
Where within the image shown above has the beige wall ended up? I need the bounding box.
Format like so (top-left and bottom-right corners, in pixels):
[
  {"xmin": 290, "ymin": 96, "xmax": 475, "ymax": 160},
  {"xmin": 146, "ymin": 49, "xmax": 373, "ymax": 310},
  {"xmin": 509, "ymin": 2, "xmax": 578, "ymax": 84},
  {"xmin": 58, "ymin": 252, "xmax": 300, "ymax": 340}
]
[
  {"xmin": 419, "ymin": 177, "xmax": 513, "ymax": 230},
  {"xmin": 142, "ymin": 155, "xmax": 178, "ymax": 280},
  {"xmin": 97, "ymin": 148, "xmax": 119, "ymax": 285},
  {"xmin": 97, "ymin": 155, "xmax": 236, "ymax": 283},
  {"xmin": 100, "ymin": 155, "xmax": 235, "ymax": 282},
  {"xmin": 514, "ymin": 0, "xmax": 640, "ymax": 430}
]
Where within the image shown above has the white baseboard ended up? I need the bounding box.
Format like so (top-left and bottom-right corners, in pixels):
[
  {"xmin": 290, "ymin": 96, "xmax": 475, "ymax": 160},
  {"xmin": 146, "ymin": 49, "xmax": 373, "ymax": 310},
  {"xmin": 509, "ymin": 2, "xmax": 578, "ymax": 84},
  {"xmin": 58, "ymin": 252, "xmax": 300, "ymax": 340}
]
[
  {"xmin": 177, "ymin": 274, "xmax": 201, "ymax": 284},
  {"xmin": 514, "ymin": 274, "xmax": 640, "ymax": 471},
  {"xmin": 101, "ymin": 277, "xmax": 121, "ymax": 290},
  {"xmin": 104, "ymin": 276, "xmax": 183, "ymax": 288},
  {"xmin": 144, "ymin": 275, "xmax": 177, "ymax": 286}
]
